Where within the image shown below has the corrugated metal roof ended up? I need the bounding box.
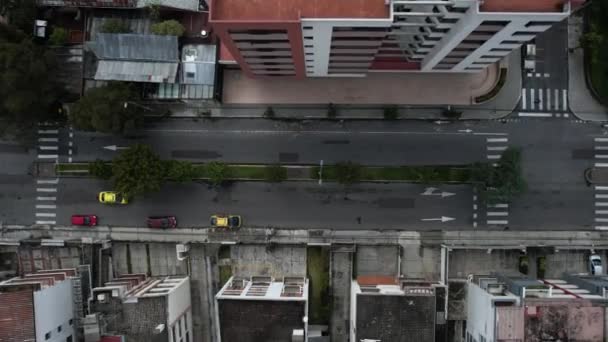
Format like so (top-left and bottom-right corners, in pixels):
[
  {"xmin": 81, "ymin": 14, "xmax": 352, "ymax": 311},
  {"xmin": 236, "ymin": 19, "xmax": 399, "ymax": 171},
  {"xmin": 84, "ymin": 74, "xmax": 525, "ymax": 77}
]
[
  {"xmin": 181, "ymin": 44, "xmax": 216, "ymax": 85},
  {"xmin": 89, "ymin": 33, "xmax": 178, "ymax": 61},
  {"xmin": 94, "ymin": 60, "xmax": 178, "ymax": 83},
  {"xmin": 136, "ymin": 0, "xmax": 200, "ymax": 11}
]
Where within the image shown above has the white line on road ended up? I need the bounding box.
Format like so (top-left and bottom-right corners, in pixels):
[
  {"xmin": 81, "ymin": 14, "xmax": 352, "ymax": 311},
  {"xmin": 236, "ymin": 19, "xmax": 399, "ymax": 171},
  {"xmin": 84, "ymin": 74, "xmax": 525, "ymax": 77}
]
[
  {"xmin": 595, "ymin": 146, "xmax": 608, "ymax": 150},
  {"xmin": 39, "ymin": 146, "xmax": 58, "ymax": 150},
  {"xmin": 487, "ymin": 204, "xmax": 509, "ymax": 208},
  {"xmin": 596, "ymin": 218, "xmax": 608, "ymax": 222},
  {"xmin": 487, "ymin": 138, "xmax": 508, "ymax": 143},
  {"xmin": 37, "ymin": 179, "xmax": 59, "ymax": 184},
  {"xmin": 36, "ymin": 196, "xmax": 56, "ymax": 201},
  {"xmin": 536, "ymin": 73, "xmax": 541, "ymax": 77},
  {"xmin": 596, "ymin": 210, "xmax": 608, "ymax": 214},
  {"xmin": 539, "ymin": 88, "xmax": 544, "ymax": 110},
  {"xmin": 596, "ymin": 186, "xmax": 608, "ymax": 190},
  {"xmin": 554, "ymin": 89, "xmax": 559, "ymax": 110},
  {"xmin": 595, "ymin": 138, "xmax": 608, "ymax": 142},
  {"xmin": 37, "ymin": 188, "xmax": 57, "ymax": 193},
  {"xmin": 562, "ymin": 89, "xmax": 568, "ymax": 111},
  {"xmin": 530, "ymin": 88, "xmax": 536, "ymax": 110},
  {"xmin": 145, "ymin": 129, "xmax": 508, "ymax": 136},
  {"xmin": 547, "ymin": 89, "xmax": 552, "ymax": 111},
  {"xmin": 487, "ymin": 212, "xmax": 509, "ymax": 216},
  {"xmin": 36, "ymin": 204, "xmax": 56, "ymax": 209},
  {"xmin": 522, "ymin": 88, "xmax": 527, "ymax": 110},
  {"xmin": 596, "ymin": 155, "xmax": 608, "ymax": 159},
  {"xmin": 517, "ymin": 112, "xmax": 553, "ymax": 117},
  {"xmin": 487, "ymin": 220, "xmax": 509, "ymax": 225},
  {"xmin": 36, "ymin": 221, "xmax": 56, "ymax": 225},
  {"xmin": 38, "ymin": 138, "xmax": 58, "ymax": 142},
  {"xmin": 544, "ymin": 73, "xmax": 550, "ymax": 78},
  {"xmin": 38, "ymin": 129, "xmax": 58, "ymax": 134},
  {"xmin": 596, "ymin": 163, "xmax": 608, "ymax": 167},
  {"xmin": 596, "ymin": 194, "xmax": 608, "ymax": 199},
  {"xmin": 35, "ymin": 213, "xmax": 56, "ymax": 217},
  {"xmin": 487, "ymin": 146, "xmax": 507, "ymax": 151},
  {"xmin": 487, "ymin": 155, "xmax": 501, "ymax": 159},
  {"xmin": 38, "ymin": 154, "xmax": 58, "ymax": 159},
  {"xmin": 596, "ymin": 202, "xmax": 608, "ymax": 207}
]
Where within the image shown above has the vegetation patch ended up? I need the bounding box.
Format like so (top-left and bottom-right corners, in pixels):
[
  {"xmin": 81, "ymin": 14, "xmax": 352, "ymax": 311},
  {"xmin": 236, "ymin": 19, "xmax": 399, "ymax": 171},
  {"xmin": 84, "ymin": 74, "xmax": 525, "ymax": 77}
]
[
  {"xmin": 307, "ymin": 246, "xmax": 330, "ymax": 324},
  {"xmin": 587, "ymin": 1, "xmax": 608, "ymax": 103}
]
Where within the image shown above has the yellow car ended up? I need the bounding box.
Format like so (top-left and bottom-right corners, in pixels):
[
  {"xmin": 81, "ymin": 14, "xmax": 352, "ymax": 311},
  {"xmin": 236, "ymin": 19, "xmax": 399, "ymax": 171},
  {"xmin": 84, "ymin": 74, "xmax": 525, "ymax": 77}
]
[
  {"xmin": 210, "ymin": 215, "xmax": 241, "ymax": 228},
  {"xmin": 98, "ymin": 191, "xmax": 128, "ymax": 205}
]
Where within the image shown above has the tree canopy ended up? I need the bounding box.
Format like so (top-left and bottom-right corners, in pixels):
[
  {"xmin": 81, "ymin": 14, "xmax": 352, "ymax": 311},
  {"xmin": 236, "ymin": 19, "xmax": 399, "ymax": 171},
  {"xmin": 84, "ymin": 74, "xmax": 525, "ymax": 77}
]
[
  {"xmin": 151, "ymin": 20, "xmax": 185, "ymax": 36},
  {"xmin": 111, "ymin": 144, "xmax": 165, "ymax": 197},
  {"xmin": 69, "ymin": 83, "xmax": 144, "ymax": 134}
]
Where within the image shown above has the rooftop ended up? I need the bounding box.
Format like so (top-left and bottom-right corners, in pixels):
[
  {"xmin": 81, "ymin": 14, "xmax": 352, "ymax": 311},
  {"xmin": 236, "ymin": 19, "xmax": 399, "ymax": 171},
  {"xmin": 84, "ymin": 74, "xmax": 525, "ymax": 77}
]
[
  {"xmin": 217, "ymin": 276, "xmax": 308, "ymax": 300},
  {"xmin": 479, "ymin": 0, "xmax": 567, "ymax": 12},
  {"xmin": 210, "ymin": 0, "xmax": 390, "ymax": 21}
]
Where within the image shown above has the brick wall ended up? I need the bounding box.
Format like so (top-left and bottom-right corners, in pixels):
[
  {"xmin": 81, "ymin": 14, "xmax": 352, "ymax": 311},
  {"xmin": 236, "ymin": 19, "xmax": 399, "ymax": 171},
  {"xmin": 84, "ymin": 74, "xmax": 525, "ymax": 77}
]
[
  {"xmin": 123, "ymin": 296, "xmax": 168, "ymax": 342},
  {"xmin": 0, "ymin": 289, "xmax": 36, "ymax": 342}
]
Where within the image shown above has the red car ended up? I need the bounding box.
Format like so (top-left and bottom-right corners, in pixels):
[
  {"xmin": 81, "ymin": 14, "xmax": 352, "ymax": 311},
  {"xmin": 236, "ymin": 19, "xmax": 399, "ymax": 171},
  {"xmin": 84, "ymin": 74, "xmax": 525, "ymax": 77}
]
[
  {"xmin": 147, "ymin": 216, "xmax": 177, "ymax": 229},
  {"xmin": 71, "ymin": 215, "xmax": 98, "ymax": 226}
]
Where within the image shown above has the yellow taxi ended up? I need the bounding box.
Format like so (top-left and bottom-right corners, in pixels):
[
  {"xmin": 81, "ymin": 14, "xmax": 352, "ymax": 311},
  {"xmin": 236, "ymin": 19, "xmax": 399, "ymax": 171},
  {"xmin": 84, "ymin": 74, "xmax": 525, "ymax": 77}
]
[
  {"xmin": 210, "ymin": 214, "xmax": 241, "ymax": 228},
  {"xmin": 98, "ymin": 191, "xmax": 128, "ymax": 205}
]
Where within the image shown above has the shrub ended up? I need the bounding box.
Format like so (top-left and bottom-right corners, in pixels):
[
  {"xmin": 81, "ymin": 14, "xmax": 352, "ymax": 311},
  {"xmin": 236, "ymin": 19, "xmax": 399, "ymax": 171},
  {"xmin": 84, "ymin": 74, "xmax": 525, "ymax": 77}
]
[
  {"xmin": 334, "ymin": 161, "xmax": 362, "ymax": 185},
  {"xmin": 100, "ymin": 19, "xmax": 132, "ymax": 34},
  {"xmin": 383, "ymin": 106, "xmax": 399, "ymax": 120},
  {"xmin": 49, "ymin": 27, "xmax": 68, "ymax": 46},
  {"xmin": 151, "ymin": 20, "xmax": 185, "ymax": 36},
  {"xmin": 89, "ymin": 159, "xmax": 112, "ymax": 179},
  {"xmin": 206, "ymin": 161, "xmax": 231, "ymax": 187},
  {"xmin": 264, "ymin": 106, "xmax": 275, "ymax": 119},
  {"xmin": 264, "ymin": 164, "xmax": 287, "ymax": 182},
  {"xmin": 163, "ymin": 160, "xmax": 196, "ymax": 182},
  {"xmin": 327, "ymin": 103, "xmax": 337, "ymax": 119}
]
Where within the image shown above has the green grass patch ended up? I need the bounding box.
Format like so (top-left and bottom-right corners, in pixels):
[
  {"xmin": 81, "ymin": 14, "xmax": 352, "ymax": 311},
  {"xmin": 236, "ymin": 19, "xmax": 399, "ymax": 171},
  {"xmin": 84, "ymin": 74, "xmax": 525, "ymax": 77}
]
[
  {"xmin": 311, "ymin": 165, "xmax": 472, "ymax": 183},
  {"xmin": 219, "ymin": 265, "xmax": 233, "ymax": 288},
  {"xmin": 588, "ymin": 0, "xmax": 608, "ymax": 102},
  {"xmin": 55, "ymin": 163, "xmax": 90, "ymax": 173},
  {"xmin": 307, "ymin": 246, "xmax": 330, "ymax": 324}
]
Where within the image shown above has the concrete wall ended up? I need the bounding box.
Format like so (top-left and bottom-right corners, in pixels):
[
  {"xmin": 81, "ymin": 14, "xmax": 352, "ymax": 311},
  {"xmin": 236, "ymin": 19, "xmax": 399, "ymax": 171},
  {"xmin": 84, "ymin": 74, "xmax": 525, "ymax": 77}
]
[
  {"xmin": 168, "ymin": 279, "xmax": 192, "ymax": 325},
  {"xmin": 465, "ymin": 282, "xmax": 494, "ymax": 342},
  {"xmin": 355, "ymin": 245, "xmax": 399, "ymax": 277},
  {"xmin": 330, "ymin": 247, "xmax": 353, "ymax": 342},
  {"xmin": 112, "ymin": 243, "xmax": 187, "ymax": 276},
  {"xmin": 230, "ymin": 245, "xmax": 306, "ymax": 278},
  {"xmin": 34, "ymin": 280, "xmax": 74, "ymax": 342},
  {"xmin": 400, "ymin": 243, "xmax": 441, "ymax": 280}
]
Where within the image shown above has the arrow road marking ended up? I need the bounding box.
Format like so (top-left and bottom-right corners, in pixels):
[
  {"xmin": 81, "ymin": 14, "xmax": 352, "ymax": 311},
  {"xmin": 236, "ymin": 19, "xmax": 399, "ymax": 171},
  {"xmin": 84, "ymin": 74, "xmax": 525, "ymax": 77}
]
[
  {"xmin": 103, "ymin": 145, "xmax": 129, "ymax": 151},
  {"xmin": 420, "ymin": 187, "xmax": 455, "ymax": 198},
  {"xmin": 421, "ymin": 216, "xmax": 455, "ymax": 223},
  {"xmin": 458, "ymin": 129, "xmax": 473, "ymax": 133}
]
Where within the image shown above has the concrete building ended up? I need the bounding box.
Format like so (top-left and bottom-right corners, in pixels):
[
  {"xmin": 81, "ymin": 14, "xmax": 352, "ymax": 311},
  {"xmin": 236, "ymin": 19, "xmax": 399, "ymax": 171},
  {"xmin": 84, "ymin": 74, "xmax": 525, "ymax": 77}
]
[
  {"xmin": 215, "ymin": 276, "xmax": 309, "ymax": 342},
  {"xmin": 209, "ymin": 0, "xmax": 583, "ymax": 78},
  {"xmin": 466, "ymin": 273, "xmax": 608, "ymax": 342},
  {"xmin": 0, "ymin": 269, "xmax": 79, "ymax": 342},
  {"xmin": 350, "ymin": 275, "xmax": 447, "ymax": 342},
  {"xmin": 87, "ymin": 274, "xmax": 192, "ymax": 342}
]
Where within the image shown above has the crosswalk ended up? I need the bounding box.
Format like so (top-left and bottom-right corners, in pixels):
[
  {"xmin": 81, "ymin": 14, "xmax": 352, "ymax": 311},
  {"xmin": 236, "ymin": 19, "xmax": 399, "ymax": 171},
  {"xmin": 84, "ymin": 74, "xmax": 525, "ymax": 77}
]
[
  {"xmin": 486, "ymin": 203, "xmax": 509, "ymax": 226},
  {"xmin": 521, "ymin": 88, "xmax": 568, "ymax": 112},
  {"xmin": 36, "ymin": 124, "xmax": 60, "ymax": 225},
  {"xmin": 486, "ymin": 137, "xmax": 508, "ymax": 161},
  {"xmin": 482, "ymin": 136, "xmax": 510, "ymax": 226}
]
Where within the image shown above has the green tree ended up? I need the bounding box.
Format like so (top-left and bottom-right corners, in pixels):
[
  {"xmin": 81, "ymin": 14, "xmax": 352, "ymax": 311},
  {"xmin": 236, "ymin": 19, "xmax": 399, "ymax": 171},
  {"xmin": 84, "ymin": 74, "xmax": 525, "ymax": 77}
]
[
  {"xmin": 580, "ymin": 24, "xmax": 604, "ymax": 65},
  {"xmin": 206, "ymin": 162, "xmax": 231, "ymax": 187},
  {"xmin": 100, "ymin": 19, "xmax": 132, "ymax": 34},
  {"xmin": 264, "ymin": 164, "xmax": 287, "ymax": 182},
  {"xmin": 383, "ymin": 106, "xmax": 399, "ymax": 120},
  {"xmin": 488, "ymin": 147, "xmax": 527, "ymax": 203},
  {"xmin": 69, "ymin": 83, "xmax": 144, "ymax": 134},
  {"xmin": 89, "ymin": 159, "xmax": 112, "ymax": 179},
  {"xmin": 0, "ymin": 0, "xmax": 36, "ymax": 35},
  {"xmin": 163, "ymin": 160, "xmax": 196, "ymax": 182},
  {"xmin": 334, "ymin": 161, "xmax": 362, "ymax": 185},
  {"xmin": 48, "ymin": 27, "xmax": 68, "ymax": 46},
  {"xmin": 151, "ymin": 20, "xmax": 185, "ymax": 36},
  {"xmin": 0, "ymin": 23, "xmax": 61, "ymax": 138},
  {"xmin": 111, "ymin": 144, "xmax": 164, "ymax": 197}
]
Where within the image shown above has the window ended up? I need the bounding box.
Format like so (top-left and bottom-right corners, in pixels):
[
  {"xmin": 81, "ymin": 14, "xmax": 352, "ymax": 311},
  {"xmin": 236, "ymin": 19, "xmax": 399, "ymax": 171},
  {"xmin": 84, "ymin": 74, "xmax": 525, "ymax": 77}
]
[
  {"xmin": 45, "ymin": 332, "xmax": 51, "ymax": 340},
  {"xmin": 57, "ymin": 325, "xmax": 62, "ymax": 332},
  {"xmin": 303, "ymin": 26, "xmax": 313, "ymax": 30},
  {"xmin": 66, "ymin": 336, "xmax": 73, "ymax": 342},
  {"xmin": 304, "ymin": 45, "xmax": 313, "ymax": 48},
  {"xmin": 172, "ymin": 326, "xmax": 176, "ymax": 342}
]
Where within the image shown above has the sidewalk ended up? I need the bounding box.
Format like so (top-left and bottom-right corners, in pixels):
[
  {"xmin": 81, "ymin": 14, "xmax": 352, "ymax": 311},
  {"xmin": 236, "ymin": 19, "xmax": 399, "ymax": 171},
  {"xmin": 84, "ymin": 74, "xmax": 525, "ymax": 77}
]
[
  {"xmin": 151, "ymin": 51, "xmax": 521, "ymax": 120},
  {"xmin": 567, "ymin": 15, "xmax": 608, "ymax": 121}
]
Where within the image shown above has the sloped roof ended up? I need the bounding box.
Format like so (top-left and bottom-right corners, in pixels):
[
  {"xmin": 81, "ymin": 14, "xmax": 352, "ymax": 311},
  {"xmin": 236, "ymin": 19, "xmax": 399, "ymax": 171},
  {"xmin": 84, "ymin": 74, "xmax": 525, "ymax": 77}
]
[
  {"xmin": 94, "ymin": 60, "xmax": 178, "ymax": 83},
  {"xmin": 137, "ymin": 0, "xmax": 200, "ymax": 11},
  {"xmin": 89, "ymin": 33, "xmax": 179, "ymax": 61}
]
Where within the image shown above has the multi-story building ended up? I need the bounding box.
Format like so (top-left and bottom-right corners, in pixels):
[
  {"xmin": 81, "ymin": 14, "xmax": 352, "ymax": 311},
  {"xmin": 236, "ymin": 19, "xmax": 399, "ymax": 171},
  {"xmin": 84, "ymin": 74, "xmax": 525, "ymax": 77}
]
[
  {"xmin": 209, "ymin": 0, "xmax": 583, "ymax": 78},
  {"xmin": 466, "ymin": 273, "xmax": 608, "ymax": 342},
  {"xmin": 215, "ymin": 276, "xmax": 309, "ymax": 342},
  {"xmin": 0, "ymin": 269, "xmax": 80, "ymax": 342},
  {"xmin": 87, "ymin": 274, "xmax": 192, "ymax": 342}
]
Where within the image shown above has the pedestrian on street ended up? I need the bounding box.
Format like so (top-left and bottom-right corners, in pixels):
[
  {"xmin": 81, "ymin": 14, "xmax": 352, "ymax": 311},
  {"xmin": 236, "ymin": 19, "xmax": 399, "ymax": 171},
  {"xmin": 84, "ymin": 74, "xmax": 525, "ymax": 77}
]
[{"xmin": 356, "ymin": 216, "xmax": 362, "ymax": 224}]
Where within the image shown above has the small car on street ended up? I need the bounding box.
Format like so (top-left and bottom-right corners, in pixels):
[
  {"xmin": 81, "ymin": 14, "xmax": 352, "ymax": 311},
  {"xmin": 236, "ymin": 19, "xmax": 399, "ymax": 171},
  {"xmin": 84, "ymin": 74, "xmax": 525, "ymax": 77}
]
[
  {"xmin": 147, "ymin": 216, "xmax": 178, "ymax": 229},
  {"xmin": 210, "ymin": 214, "xmax": 241, "ymax": 229},
  {"xmin": 98, "ymin": 191, "xmax": 128, "ymax": 205},
  {"xmin": 71, "ymin": 214, "xmax": 98, "ymax": 226},
  {"xmin": 589, "ymin": 254, "xmax": 603, "ymax": 275}
]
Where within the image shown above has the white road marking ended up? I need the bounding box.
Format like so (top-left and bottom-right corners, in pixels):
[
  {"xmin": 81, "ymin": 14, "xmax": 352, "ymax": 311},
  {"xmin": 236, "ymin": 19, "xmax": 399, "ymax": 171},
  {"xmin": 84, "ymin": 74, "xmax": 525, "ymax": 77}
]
[
  {"xmin": 546, "ymin": 89, "xmax": 551, "ymax": 111},
  {"xmin": 38, "ymin": 138, "xmax": 58, "ymax": 142},
  {"xmin": 595, "ymin": 146, "xmax": 608, "ymax": 150},
  {"xmin": 562, "ymin": 89, "xmax": 568, "ymax": 111},
  {"xmin": 146, "ymin": 129, "xmax": 508, "ymax": 136},
  {"xmin": 595, "ymin": 186, "xmax": 608, "ymax": 190},
  {"xmin": 38, "ymin": 154, "xmax": 59, "ymax": 159},
  {"xmin": 487, "ymin": 220, "xmax": 509, "ymax": 225},
  {"xmin": 522, "ymin": 88, "xmax": 527, "ymax": 110},
  {"xmin": 69, "ymin": 141, "xmax": 73, "ymax": 147},
  {"xmin": 536, "ymin": 73, "xmax": 541, "ymax": 77},
  {"xmin": 539, "ymin": 88, "xmax": 544, "ymax": 110},
  {"xmin": 487, "ymin": 138, "xmax": 508, "ymax": 143},
  {"xmin": 487, "ymin": 204, "xmax": 509, "ymax": 208},
  {"xmin": 35, "ymin": 213, "xmax": 56, "ymax": 217},
  {"xmin": 487, "ymin": 212, "xmax": 509, "ymax": 216},
  {"xmin": 39, "ymin": 146, "xmax": 58, "ymax": 150},
  {"xmin": 38, "ymin": 129, "xmax": 58, "ymax": 134},
  {"xmin": 596, "ymin": 218, "xmax": 608, "ymax": 222},
  {"xmin": 544, "ymin": 73, "xmax": 550, "ymax": 78},
  {"xmin": 530, "ymin": 88, "xmax": 536, "ymax": 110},
  {"xmin": 37, "ymin": 179, "xmax": 59, "ymax": 184},
  {"xmin": 527, "ymin": 73, "xmax": 533, "ymax": 77},
  {"xmin": 596, "ymin": 202, "xmax": 608, "ymax": 207},
  {"xmin": 596, "ymin": 210, "xmax": 608, "ymax": 214},
  {"xmin": 596, "ymin": 155, "xmax": 608, "ymax": 159},
  {"xmin": 595, "ymin": 138, "xmax": 608, "ymax": 142},
  {"xmin": 69, "ymin": 132, "xmax": 74, "ymax": 138},
  {"xmin": 36, "ymin": 221, "xmax": 56, "ymax": 225},
  {"xmin": 596, "ymin": 194, "xmax": 608, "ymax": 199},
  {"xmin": 37, "ymin": 188, "xmax": 57, "ymax": 193},
  {"xmin": 596, "ymin": 163, "xmax": 608, "ymax": 167},
  {"xmin": 69, "ymin": 157, "xmax": 72, "ymax": 163},
  {"xmin": 564, "ymin": 113, "xmax": 569, "ymax": 118},
  {"xmin": 518, "ymin": 112, "xmax": 552, "ymax": 117},
  {"xmin": 487, "ymin": 146, "xmax": 508, "ymax": 151},
  {"xmin": 36, "ymin": 196, "xmax": 56, "ymax": 201},
  {"xmin": 554, "ymin": 89, "xmax": 559, "ymax": 110},
  {"xmin": 36, "ymin": 204, "xmax": 56, "ymax": 209},
  {"xmin": 487, "ymin": 155, "xmax": 501, "ymax": 159}
]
